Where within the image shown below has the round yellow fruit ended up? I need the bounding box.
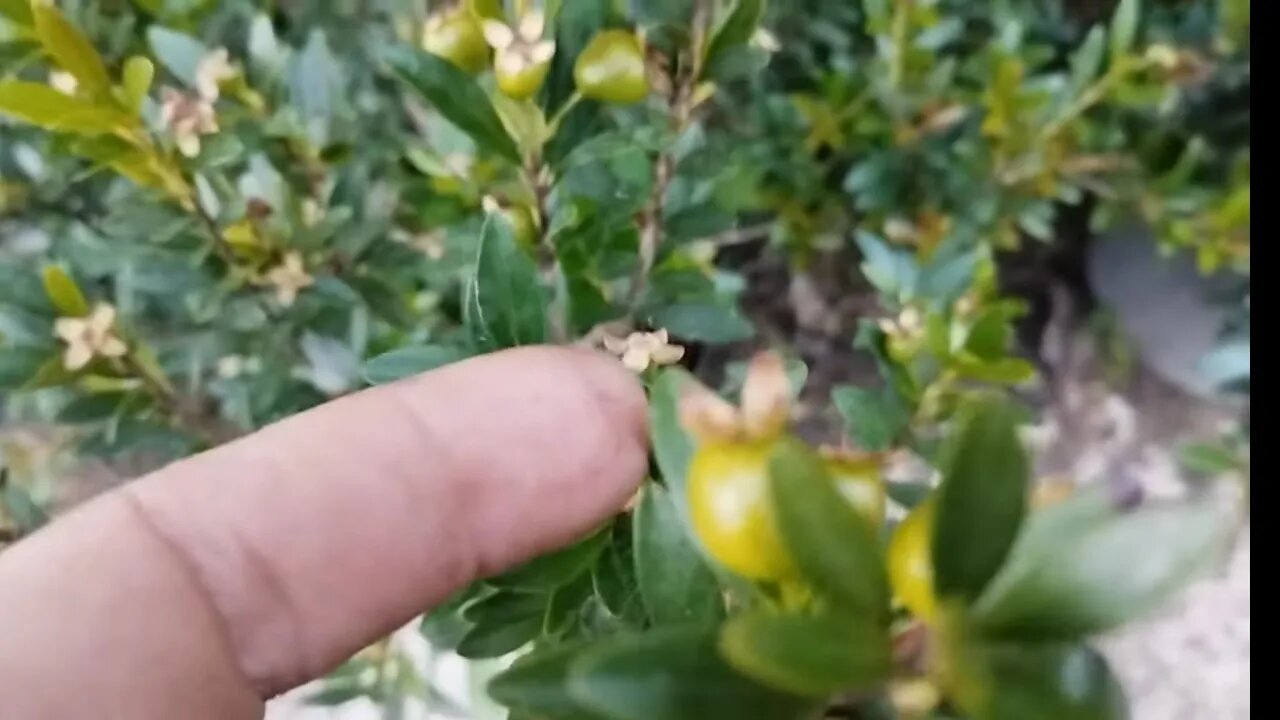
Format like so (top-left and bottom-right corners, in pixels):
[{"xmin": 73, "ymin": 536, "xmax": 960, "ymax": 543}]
[{"xmin": 687, "ymin": 440, "xmax": 793, "ymax": 581}]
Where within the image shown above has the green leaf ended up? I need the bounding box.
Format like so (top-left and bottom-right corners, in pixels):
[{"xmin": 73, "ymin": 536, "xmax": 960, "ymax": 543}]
[
  {"xmin": 648, "ymin": 369, "xmax": 697, "ymax": 522},
  {"xmin": 832, "ymin": 385, "xmax": 907, "ymax": 452},
  {"xmin": 489, "ymin": 641, "xmax": 607, "ymax": 720},
  {"xmin": 719, "ymin": 611, "xmax": 890, "ymax": 697},
  {"xmin": 147, "ymin": 26, "xmax": 209, "ymax": 87},
  {"xmin": 931, "ymin": 396, "xmax": 1028, "ymax": 604},
  {"xmin": 385, "ymin": 47, "xmax": 521, "ymax": 163},
  {"xmin": 593, "ymin": 518, "xmax": 646, "ymax": 625},
  {"xmin": 463, "ymin": 214, "xmax": 549, "ymax": 351},
  {"xmin": 40, "ymin": 265, "xmax": 89, "ymax": 317},
  {"xmin": 963, "ymin": 307, "xmax": 1013, "ymax": 362},
  {"xmin": 979, "ymin": 643, "xmax": 1129, "ymax": 720},
  {"xmin": 121, "ymin": 56, "xmax": 155, "ymax": 113},
  {"xmin": 629, "ymin": 0, "xmax": 693, "ymax": 26},
  {"xmin": 856, "ymin": 231, "xmax": 917, "ymax": 304},
  {"xmin": 972, "ymin": 489, "xmax": 1228, "ymax": 642},
  {"xmin": 0, "ymin": 347, "xmax": 48, "ymax": 391},
  {"xmin": 567, "ymin": 627, "xmax": 817, "ymax": 720},
  {"xmin": 651, "ymin": 302, "xmax": 753, "ymax": 344},
  {"xmin": 489, "ymin": 531, "xmax": 608, "ymax": 593},
  {"xmin": 705, "ymin": 0, "xmax": 766, "ymax": 71},
  {"xmin": 457, "ymin": 591, "xmax": 546, "ymax": 659},
  {"xmin": 767, "ymin": 438, "xmax": 889, "ymax": 619},
  {"xmin": 360, "ymin": 345, "xmax": 468, "ymax": 385},
  {"xmin": 32, "ymin": 2, "xmax": 112, "ymax": 99},
  {"xmin": 420, "ymin": 584, "xmax": 484, "ymax": 650},
  {"xmin": 0, "ymin": 81, "xmax": 131, "ymax": 134},
  {"xmin": 21, "ymin": 356, "xmax": 75, "ymax": 390},
  {"xmin": 1109, "ymin": 0, "xmax": 1140, "ymax": 62},
  {"xmin": 634, "ymin": 483, "xmax": 722, "ymax": 626},
  {"xmin": 57, "ymin": 394, "xmax": 123, "ymax": 423},
  {"xmin": 0, "ymin": 0, "xmax": 33, "ymax": 26},
  {"xmin": 1069, "ymin": 26, "xmax": 1107, "ymax": 96}
]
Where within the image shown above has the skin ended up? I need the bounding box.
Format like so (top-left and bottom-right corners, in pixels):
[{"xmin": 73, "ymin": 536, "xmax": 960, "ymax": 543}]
[{"xmin": 0, "ymin": 346, "xmax": 648, "ymax": 719}]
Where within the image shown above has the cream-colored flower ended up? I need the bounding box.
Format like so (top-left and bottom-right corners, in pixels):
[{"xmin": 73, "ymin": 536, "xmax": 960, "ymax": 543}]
[
  {"xmin": 159, "ymin": 88, "xmax": 218, "ymax": 158},
  {"xmin": 412, "ymin": 231, "xmax": 447, "ymax": 260},
  {"xmin": 482, "ymin": 11, "xmax": 556, "ymax": 81},
  {"xmin": 678, "ymin": 351, "xmax": 792, "ymax": 443},
  {"xmin": 217, "ymin": 354, "xmax": 246, "ymax": 379},
  {"xmin": 53, "ymin": 304, "xmax": 127, "ymax": 372},
  {"xmin": 263, "ymin": 252, "xmax": 314, "ymax": 307},
  {"xmin": 752, "ymin": 28, "xmax": 781, "ymax": 53},
  {"xmin": 49, "ymin": 71, "xmax": 78, "ymax": 95},
  {"xmin": 603, "ymin": 329, "xmax": 685, "ymax": 373},
  {"xmin": 195, "ymin": 48, "xmax": 236, "ymax": 101},
  {"xmin": 878, "ymin": 305, "xmax": 923, "ymax": 338}
]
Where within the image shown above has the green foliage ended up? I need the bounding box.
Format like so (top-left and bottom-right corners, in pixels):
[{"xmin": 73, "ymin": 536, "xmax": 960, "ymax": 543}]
[{"xmin": 0, "ymin": 0, "xmax": 1248, "ymax": 716}]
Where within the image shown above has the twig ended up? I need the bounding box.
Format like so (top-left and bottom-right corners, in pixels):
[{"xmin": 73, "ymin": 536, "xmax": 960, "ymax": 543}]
[{"xmin": 627, "ymin": 0, "xmax": 714, "ymax": 311}]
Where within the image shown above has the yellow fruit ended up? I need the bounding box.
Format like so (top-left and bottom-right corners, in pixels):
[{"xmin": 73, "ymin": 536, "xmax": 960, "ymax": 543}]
[
  {"xmin": 687, "ymin": 440, "xmax": 793, "ymax": 581},
  {"xmin": 824, "ymin": 456, "xmax": 887, "ymax": 530},
  {"xmin": 888, "ymin": 498, "xmax": 937, "ymax": 622},
  {"xmin": 495, "ymin": 55, "xmax": 552, "ymax": 100},
  {"xmin": 573, "ymin": 30, "xmax": 649, "ymax": 104}
]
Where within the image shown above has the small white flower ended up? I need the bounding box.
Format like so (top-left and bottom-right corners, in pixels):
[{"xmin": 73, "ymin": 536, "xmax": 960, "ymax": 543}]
[
  {"xmin": 159, "ymin": 87, "xmax": 219, "ymax": 158},
  {"xmin": 263, "ymin": 252, "xmax": 314, "ymax": 307},
  {"xmin": 195, "ymin": 48, "xmax": 236, "ymax": 101},
  {"xmin": 752, "ymin": 28, "xmax": 781, "ymax": 53},
  {"xmin": 602, "ymin": 329, "xmax": 686, "ymax": 373},
  {"xmin": 48, "ymin": 71, "xmax": 78, "ymax": 95},
  {"xmin": 482, "ymin": 11, "xmax": 556, "ymax": 80},
  {"xmin": 217, "ymin": 354, "xmax": 246, "ymax": 379},
  {"xmin": 53, "ymin": 304, "xmax": 127, "ymax": 372}
]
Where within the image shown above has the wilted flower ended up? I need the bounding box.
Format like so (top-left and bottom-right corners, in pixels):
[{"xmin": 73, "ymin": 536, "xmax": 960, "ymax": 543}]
[
  {"xmin": 679, "ymin": 351, "xmax": 792, "ymax": 443},
  {"xmin": 482, "ymin": 11, "xmax": 556, "ymax": 90},
  {"xmin": 48, "ymin": 71, "xmax": 78, "ymax": 95},
  {"xmin": 53, "ymin": 304, "xmax": 127, "ymax": 371},
  {"xmin": 603, "ymin": 329, "xmax": 685, "ymax": 373},
  {"xmin": 195, "ymin": 48, "xmax": 236, "ymax": 101},
  {"xmin": 159, "ymin": 88, "xmax": 218, "ymax": 158},
  {"xmin": 263, "ymin": 252, "xmax": 314, "ymax": 307}
]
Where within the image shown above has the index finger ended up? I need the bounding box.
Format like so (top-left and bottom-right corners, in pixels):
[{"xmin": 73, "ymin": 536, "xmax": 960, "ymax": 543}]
[{"xmin": 0, "ymin": 346, "xmax": 648, "ymax": 718}]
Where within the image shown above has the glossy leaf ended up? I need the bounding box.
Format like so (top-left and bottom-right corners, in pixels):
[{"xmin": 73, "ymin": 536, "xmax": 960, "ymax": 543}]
[
  {"xmin": 490, "ymin": 531, "xmax": 609, "ymax": 593},
  {"xmin": 634, "ymin": 483, "xmax": 722, "ymax": 626},
  {"xmin": 648, "ymin": 368, "xmax": 697, "ymax": 523},
  {"xmin": 651, "ymin": 302, "xmax": 753, "ymax": 344},
  {"xmin": 972, "ymin": 489, "xmax": 1228, "ymax": 641},
  {"xmin": 979, "ymin": 643, "xmax": 1129, "ymax": 720},
  {"xmin": 41, "ymin": 265, "xmax": 89, "ymax": 317},
  {"xmin": 385, "ymin": 47, "xmax": 521, "ymax": 163},
  {"xmin": 463, "ymin": 214, "xmax": 549, "ymax": 351},
  {"xmin": 121, "ymin": 56, "xmax": 155, "ymax": 113},
  {"xmin": 360, "ymin": 345, "xmax": 468, "ymax": 385},
  {"xmin": 147, "ymin": 26, "xmax": 209, "ymax": 87},
  {"xmin": 1069, "ymin": 26, "xmax": 1107, "ymax": 96},
  {"xmin": 931, "ymin": 396, "xmax": 1028, "ymax": 604},
  {"xmin": 33, "ymin": 2, "xmax": 112, "ymax": 99},
  {"xmin": 567, "ymin": 627, "xmax": 817, "ymax": 720},
  {"xmin": 1109, "ymin": 0, "xmax": 1140, "ymax": 62},
  {"xmin": 488, "ymin": 641, "xmax": 606, "ymax": 720},
  {"xmin": 833, "ymin": 385, "xmax": 907, "ymax": 452},
  {"xmin": 767, "ymin": 438, "xmax": 889, "ymax": 619},
  {"xmin": 0, "ymin": 0, "xmax": 33, "ymax": 25},
  {"xmin": 719, "ymin": 611, "xmax": 890, "ymax": 697},
  {"xmin": 705, "ymin": 0, "xmax": 767, "ymax": 70},
  {"xmin": 457, "ymin": 591, "xmax": 546, "ymax": 659},
  {"xmin": 0, "ymin": 82, "xmax": 131, "ymax": 134}
]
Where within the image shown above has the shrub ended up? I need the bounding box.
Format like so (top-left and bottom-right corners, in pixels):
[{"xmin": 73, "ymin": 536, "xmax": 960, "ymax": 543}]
[{"xmin": 0, "ymin": 0, "xmax": 1248, "ymax": 716}]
